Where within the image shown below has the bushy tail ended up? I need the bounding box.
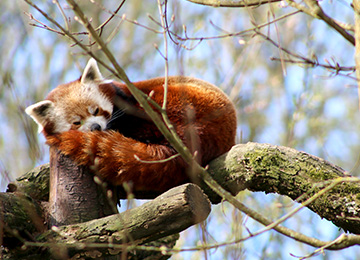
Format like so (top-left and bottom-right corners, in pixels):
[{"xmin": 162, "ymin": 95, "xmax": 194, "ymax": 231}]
[{"xmin": 46, "ymin": 130, "xmax": 188, "ymax": 192}]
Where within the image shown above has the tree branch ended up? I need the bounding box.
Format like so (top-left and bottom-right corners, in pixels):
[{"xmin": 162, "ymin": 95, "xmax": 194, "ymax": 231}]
[
  {"xmin": 285, "ymin": 0, "xmax": 355, "ymax": 46},
  {"xmin": 7, "ymin": 163, "xmax": 50, "ymax": 201},
  {"xmin": 184, "ymin": 0, "xmax": 355, "ymax": 46},
  {"xmin": 205, "ymin": 143, "xmax": 360, "ymax": 235},
  {"xmin": 2, "ymin": 183, "xmax": 210, "ymax": 259}
]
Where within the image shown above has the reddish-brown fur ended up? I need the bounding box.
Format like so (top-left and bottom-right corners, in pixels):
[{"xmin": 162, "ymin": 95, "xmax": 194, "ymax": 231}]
[{"xmin": 45, "ymin": 76, "xmax": 237, "ymax": 192}]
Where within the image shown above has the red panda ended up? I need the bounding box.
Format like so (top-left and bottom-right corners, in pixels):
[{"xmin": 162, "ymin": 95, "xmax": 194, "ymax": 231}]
[{"xmin": 25, "ymin": 59, "xmax": 237, "ymax": 192}]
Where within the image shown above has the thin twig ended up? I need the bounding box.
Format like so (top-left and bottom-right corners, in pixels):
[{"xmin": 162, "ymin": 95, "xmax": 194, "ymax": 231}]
[
  {"xmin": 53, "ymin": 0, "xmax": 70, "ymax": 32},
  {"xmin": 157, "ymin": 1, "xmax": 169, "ymax": 109},
  {"xmin": 270, "ymin": 57, "xmax": 356, "ymax": 72},
  {"xmin": 93, "ymin": 0, "xmax": 126, "ymax": 36},
  {"xmin": 169, "ymin": 10, "xmax": 301, "ymax": 47},
  {"xmin": 25, "ymin": 12, "xmax": 66, "ymax": 36},
  {"xmin": 257, "ymin": 31, "xmax": 357, "ymax": 80}
]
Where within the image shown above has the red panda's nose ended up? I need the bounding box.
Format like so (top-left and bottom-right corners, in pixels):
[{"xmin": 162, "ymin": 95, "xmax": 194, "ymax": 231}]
[{"xmin": 91, "ymin": 123, "xmax": 102, "ymax": 131}]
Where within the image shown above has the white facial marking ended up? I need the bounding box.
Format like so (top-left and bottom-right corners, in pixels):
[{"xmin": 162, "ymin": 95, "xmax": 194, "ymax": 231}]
[{"xmin": 79, "ymin": 115, "xmax": 108, "ymax": 131}]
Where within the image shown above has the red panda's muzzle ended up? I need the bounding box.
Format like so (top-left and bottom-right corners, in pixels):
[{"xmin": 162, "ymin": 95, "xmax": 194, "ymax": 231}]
[{"xmin": 90, "ymin": 123, "xmax": 102, "ymax": 131}]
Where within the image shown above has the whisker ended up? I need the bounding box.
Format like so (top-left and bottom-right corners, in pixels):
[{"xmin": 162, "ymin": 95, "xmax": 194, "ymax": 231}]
[{"xmin": 107, "ymin": 109, "xmax": 125, "ymax": 125}]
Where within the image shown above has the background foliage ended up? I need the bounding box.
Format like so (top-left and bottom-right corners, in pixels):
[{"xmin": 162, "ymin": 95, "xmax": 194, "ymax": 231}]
[{"xmin": 0, "ymin": 0, "xmax": 359, "ymax": 259}]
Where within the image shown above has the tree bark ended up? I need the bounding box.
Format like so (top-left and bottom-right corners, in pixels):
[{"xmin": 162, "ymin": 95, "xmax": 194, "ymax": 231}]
[{"xmin": 48, "ymin": 147, "xmax": 117, "ymax": 226}]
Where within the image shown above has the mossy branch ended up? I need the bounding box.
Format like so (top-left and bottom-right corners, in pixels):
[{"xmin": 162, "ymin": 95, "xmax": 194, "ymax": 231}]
[{"xmin": 204, "ymin": 143, "xmax": 360, "ymax": 234}]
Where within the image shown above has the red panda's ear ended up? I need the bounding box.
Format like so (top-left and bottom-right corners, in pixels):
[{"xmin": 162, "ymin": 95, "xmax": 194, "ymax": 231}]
[
  {"xmin": 81, "ymin": 58, "xmax": 104, "ymax": 84},
  {"xmin": 25, "ymin": 100, "xmax": 55, "ymax": 133}
]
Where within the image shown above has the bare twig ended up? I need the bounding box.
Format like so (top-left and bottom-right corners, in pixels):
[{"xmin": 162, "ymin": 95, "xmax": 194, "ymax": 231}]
[
  {"xmin": 270, "ymin": 57, "xmax": 356, "ymax": 73},
  {"xmin": 93, "ymin": 0, "xmax": 126, "ymax": 36},
  {"xmin": 123, "ymin": 15, "xmax": 163, "ymax": 34},
  {"xmin": 156, "ymin": 1, "xmax": 170, "ymax": 112},
  {"xmin": 169, "ymin": 10, "xmax": 301, "ymax": 48},
  {"xmin": 257, "ymin": 31, "xmax": 357, "ymax": 80},
  {"xmin": 53, "ymin": 0, "xmax": 70, "ymax": 31},
  {"xmin": 134, "ymin": 153, "xmax": 181, "ymax": 163},
  {"xmin": 25, "ymin": 12, "xmax": 66, "ymax": 36}
]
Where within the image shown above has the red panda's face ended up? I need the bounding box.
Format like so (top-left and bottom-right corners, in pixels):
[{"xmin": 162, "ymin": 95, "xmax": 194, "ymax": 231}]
[
  {"xmin": 66, "ymin": 103, "xmax": 111, "ymax": 132},
  {"xmin": 25, "ymin": 58, "xmax": 113, "ymax": 135}
]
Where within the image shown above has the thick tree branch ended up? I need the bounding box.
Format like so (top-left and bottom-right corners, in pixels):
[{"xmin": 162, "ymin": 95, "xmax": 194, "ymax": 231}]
[
  {"xmin": 205, "ymin": 143, "xmax": 360, "ymax": 235},
  {"xmin": 3, "ymin": 183, "xmax": 210, "ymax": 259},
  {"xmin": 6, "ymin": 142, "xmax": 360, "ymax": 255}
]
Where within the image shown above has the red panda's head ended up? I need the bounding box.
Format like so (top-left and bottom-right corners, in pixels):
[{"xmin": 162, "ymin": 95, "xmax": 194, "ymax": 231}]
[{"xmin": 25, "ymin": 59, "xmax": 113, "ymax": 135}]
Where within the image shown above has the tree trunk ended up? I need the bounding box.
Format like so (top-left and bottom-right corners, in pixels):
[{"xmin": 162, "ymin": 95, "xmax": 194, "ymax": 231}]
[{"xmin": 48, "ymin": 147, "xmax": 117, "ymax": 226}]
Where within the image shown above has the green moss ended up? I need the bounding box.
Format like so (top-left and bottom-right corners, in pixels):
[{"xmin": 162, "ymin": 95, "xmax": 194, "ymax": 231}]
[
  {"xmin": 245, "ymin": 147, "xmax": 297, "ymax": 178},
  {"xmin": 243, "ymin": 148, "xmax": 304, "ymax": 196}
]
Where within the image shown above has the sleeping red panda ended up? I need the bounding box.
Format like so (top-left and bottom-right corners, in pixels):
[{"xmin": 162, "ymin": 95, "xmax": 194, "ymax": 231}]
[{"xmin": 25, "ymin": 59, "xmax": 237, "ymax": 192}]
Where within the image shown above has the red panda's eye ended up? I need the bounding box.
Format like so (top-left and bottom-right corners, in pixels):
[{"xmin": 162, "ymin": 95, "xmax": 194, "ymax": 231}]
[
  {"xmin": 73, "ymin": 121, "xmax": 81, "ymax": 126},
  {"xmin": 93, "ymin": 107, "xmax": 99, "ymax": 116}
]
